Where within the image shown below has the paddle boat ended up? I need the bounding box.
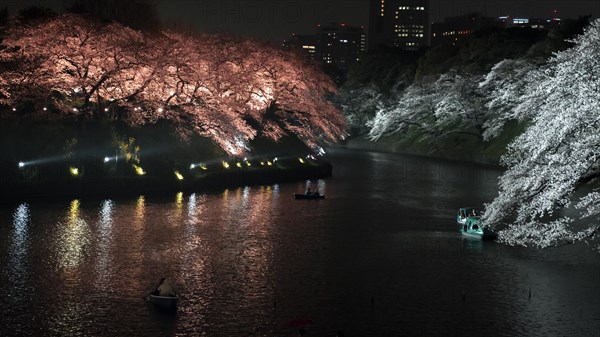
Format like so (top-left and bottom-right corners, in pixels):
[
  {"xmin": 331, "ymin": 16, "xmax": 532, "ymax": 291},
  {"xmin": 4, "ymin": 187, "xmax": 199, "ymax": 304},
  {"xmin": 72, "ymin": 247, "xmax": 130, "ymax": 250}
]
[
  {"xmin": 460, "ymin": 215, "xmax": 496, "ymax": 240},
  {"xmin": 147, "ymin": 293, "xmax": 178, "ymax": 311}
]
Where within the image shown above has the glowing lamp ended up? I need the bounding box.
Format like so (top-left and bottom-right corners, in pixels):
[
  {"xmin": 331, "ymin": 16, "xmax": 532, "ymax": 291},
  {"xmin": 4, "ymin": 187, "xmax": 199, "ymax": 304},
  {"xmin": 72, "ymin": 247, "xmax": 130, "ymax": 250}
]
[
  {"xmin": 298, "ymin": 158, "xmax": 305, "ymax": 164},
  {"xmin": 104, "ymin": 157, "xmax": 110, "ymax": 163},
  {"xmin": 200, "ymin": 164, "xmax": 207, "ymax": 170},
  {"xmin": 190, "ymin": 164, "xmax": 196, "ymax": 169},
  {"xmin": 222, "ymin": 161, "xmax": 230, "ymax": 169},
  {"xmin": 174, "ymin": 170, "xmax": 184, "ymax": 181},
  {"xmin": 236, "ymin": 162, "xmax": 242, "ymax": 168},
  {"xmin": 18, "ymin": 162, "xmax": 25, "ymax": 168},
  {"xmin": 70, "ymin": 167, "xmax": 80, "ymax": 176},
  {"xmin": 267, "ymin": 161, "xmax": 273, "ymax": 166}
]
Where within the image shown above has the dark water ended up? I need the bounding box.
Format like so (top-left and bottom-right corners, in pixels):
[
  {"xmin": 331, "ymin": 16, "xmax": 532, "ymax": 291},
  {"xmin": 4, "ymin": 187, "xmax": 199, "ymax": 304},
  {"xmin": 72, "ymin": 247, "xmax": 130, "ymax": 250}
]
[{"xmin": 1, "ymin": 148, "xmax": 599, "ymax": 337}]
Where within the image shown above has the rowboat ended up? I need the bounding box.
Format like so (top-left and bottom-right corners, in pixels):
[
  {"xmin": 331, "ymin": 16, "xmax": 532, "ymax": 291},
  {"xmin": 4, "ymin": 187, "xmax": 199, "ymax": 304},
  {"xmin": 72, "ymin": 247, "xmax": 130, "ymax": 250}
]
[
  {"xmin": 148, "ymin": 293, "xmax": 178, "ymax": 311},
  {"xmin": 294, "ymin": 193, "xmax": 325, "ymax": 200}
]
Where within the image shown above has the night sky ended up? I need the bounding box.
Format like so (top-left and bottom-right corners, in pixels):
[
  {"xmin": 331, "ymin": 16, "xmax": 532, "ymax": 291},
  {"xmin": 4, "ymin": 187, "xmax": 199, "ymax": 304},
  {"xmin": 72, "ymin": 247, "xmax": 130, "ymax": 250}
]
[{"xmin": 4, "ymin": 0, "xmax": 600, "ymax": 42}]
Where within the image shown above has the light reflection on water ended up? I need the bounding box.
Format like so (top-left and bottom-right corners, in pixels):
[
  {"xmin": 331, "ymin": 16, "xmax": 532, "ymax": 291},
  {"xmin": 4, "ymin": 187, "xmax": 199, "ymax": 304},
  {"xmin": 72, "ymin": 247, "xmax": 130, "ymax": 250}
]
[
  {"xmin": 9, "ymin": 203, "xmax": 30, "ymax": 278},
  {"xmin": 95, "ymin": 199, "xmax": 115, "ymax": 293},
  {"xmin": 0, "ymin": 149, "xmax": 598, "ymax": 337},
  {"xmin": 57, "ymin": 199, "xmax": 90, "ymax": 270}
]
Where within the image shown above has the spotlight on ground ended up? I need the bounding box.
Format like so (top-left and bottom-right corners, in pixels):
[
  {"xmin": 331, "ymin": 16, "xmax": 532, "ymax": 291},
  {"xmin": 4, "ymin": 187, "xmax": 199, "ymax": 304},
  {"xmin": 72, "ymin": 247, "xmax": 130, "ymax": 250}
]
[
  {"xmin": 69, "ymin": 166, "xmax": 80, "ymax": 176},
  {"xmin": 133, "ymin": 164, "xmax": 146, "ymax": 176},
  {"xmin": 174, "ymin": 170, "xmax": 184, "ymax": 181}
]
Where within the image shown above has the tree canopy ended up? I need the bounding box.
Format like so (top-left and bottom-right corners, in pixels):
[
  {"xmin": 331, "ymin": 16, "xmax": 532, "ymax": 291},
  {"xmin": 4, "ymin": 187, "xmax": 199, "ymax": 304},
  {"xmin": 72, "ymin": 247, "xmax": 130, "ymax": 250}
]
[
  {"xmin": 0, "ymin": 14, "xmax": 346, "ymax": 156},
  {"xmin": 483, "ymin": 19, "xmax": 600, "ymax": 249}
]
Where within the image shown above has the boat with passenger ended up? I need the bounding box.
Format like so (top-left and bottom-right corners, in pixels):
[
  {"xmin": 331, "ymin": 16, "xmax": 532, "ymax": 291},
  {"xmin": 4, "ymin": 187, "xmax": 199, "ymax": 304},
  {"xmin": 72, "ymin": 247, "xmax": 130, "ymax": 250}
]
[
  {"xmin": 294, "ymin": 192, "xmax": 325, "ymax": 200},
  {"xmin": 459, "ymin": 215, "xmax": 496, "ymax": 240},
  {"xmin": 147, "ymin": 278, "xmax": 178, "ymax": 311}
]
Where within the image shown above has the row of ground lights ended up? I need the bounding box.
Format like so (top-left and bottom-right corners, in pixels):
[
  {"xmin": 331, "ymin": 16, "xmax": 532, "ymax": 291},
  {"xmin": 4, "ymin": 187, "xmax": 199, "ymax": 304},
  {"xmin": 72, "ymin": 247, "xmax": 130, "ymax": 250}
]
[{"xmin": 18, "ymin": 155, "xmax": 316, "ymax": 180}]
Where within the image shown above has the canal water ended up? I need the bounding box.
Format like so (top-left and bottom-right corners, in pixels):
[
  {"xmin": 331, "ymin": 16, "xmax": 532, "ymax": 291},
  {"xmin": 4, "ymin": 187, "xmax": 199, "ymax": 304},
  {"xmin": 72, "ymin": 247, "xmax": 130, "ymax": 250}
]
[{"xmin": 1, "ymin": 148, "xmax": 599, "ymax": 337}]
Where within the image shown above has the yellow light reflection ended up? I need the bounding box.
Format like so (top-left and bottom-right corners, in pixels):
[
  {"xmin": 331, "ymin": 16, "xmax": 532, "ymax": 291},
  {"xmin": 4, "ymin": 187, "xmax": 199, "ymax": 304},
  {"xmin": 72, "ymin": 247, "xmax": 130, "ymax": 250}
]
[
  {"xmin": 135, "ymin": 195, "xmax": 145, "ymax": 222},
  {"xmin": 236, "ymin": 162, "xmax": 242, "ymax": 168},
  {"xmin": 69, "ymin": 166, "xmax": 79, "ymax": 176},
  {"xmin": 222, "ymin": 161, "xmax": 230, "ymax": 169},
  {"xmin": 176, "ymin": 192, "xmax": 183, "ymax": 209},
  {"xmin": 298, "ymin": 158, "xmax": 305, "ymax": 164},
  {"xmin": 58, "ymin": 199, "xmax": 90, "ymax": 270}
]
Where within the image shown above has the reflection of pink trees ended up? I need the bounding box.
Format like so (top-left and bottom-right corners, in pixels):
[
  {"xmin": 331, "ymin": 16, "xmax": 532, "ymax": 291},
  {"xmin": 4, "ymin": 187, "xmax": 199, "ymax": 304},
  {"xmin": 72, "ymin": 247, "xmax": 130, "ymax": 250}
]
[{"xmin": 0, "ymin": 14, "xmax": 346, "ymax": 155}]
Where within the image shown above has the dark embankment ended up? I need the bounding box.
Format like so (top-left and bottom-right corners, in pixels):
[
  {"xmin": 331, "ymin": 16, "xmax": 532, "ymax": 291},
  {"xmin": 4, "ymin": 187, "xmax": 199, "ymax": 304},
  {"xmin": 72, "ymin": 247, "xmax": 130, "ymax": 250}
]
[{"xmin": 0, "ymin": 120, "xmax": 333, "ymax": 202}]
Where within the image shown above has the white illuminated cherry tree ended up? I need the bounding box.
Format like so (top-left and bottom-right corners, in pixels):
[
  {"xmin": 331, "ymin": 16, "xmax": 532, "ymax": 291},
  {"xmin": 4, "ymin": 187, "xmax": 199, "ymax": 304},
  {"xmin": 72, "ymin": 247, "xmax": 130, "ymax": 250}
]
[
  {"xmin": 478, "ymin": 58, "xmax": 542, "ymax": 140},
  {"xmin": 368, "ymin": 72, "xmax": 487, "ymax": 143},
  {"xmin": 483, "ymin": 19, "xmax": 600, "ymax": 249},
  {"xmin": 0, "ymin": 14, "xmax": 346, "ymax": 155}
]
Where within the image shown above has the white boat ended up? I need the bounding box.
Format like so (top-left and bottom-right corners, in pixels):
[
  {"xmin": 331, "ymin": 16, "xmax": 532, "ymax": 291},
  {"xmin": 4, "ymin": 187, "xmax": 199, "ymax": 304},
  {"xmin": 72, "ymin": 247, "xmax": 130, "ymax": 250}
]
[{"xmin": 459, "ymin": 216, "xmax": 496, "ymax": 240}]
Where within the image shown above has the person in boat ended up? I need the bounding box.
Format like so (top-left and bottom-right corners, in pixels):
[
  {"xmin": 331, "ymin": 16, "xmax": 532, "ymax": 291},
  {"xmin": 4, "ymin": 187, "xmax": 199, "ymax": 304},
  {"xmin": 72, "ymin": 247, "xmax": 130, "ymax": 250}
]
[
  {"xmin": 154, "ymin": 277, "xmax": 176, "ymax": 297},
  {"xmin": 151, "ymin": 278, "xmax": 164, "ymax": 295},
  {"xmin": 306, "ymin": 187, "xmax": 312, "ymax": 195}
]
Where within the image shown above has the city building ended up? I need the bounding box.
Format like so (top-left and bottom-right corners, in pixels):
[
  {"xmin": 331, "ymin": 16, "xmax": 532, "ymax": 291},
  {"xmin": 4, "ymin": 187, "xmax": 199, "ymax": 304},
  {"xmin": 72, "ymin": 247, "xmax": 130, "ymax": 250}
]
[
  {"xmin": 282, "ymin": 34, "xmax": 318, "ymax": 61},
  {"xmin": 316, "ymin": 23, "xmax": 366, "ymax": 68},
  {"xmin": 431, "ymin": 13, "xmax": 563, "ymax": 47},
  {"xmin": 369, "ymin": 0, "xmax": 430, "ymax": 51},
  {"xmin": 282, "ymin": 23, "xmax": 366, "ymax": 69},
  {"xmin": 498, "ymin": 15, "xmax": 562, "ymax": 30},
  {"xmin": 431, "ymin": 13, "xmax": 499, "ymax": 46}
]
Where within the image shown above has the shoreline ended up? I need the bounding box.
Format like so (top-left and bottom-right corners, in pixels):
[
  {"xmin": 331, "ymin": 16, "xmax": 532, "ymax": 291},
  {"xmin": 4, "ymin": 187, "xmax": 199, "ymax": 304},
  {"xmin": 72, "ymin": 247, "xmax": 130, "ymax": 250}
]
[
  {"xmin": 338, "ymin": 136, "xmax": 502, "ymax": 167},
  {"xmin": 1, "ymin": 161, "xmax": 333, "ymax": 203}
]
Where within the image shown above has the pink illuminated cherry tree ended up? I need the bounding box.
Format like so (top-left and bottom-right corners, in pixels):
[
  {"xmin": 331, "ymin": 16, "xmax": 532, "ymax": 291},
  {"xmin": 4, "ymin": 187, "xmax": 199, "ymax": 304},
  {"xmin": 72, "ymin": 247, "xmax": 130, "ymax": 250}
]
[{"xmin": 0, "ymin": 14, "xmax": 346, "ymax": 155}]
